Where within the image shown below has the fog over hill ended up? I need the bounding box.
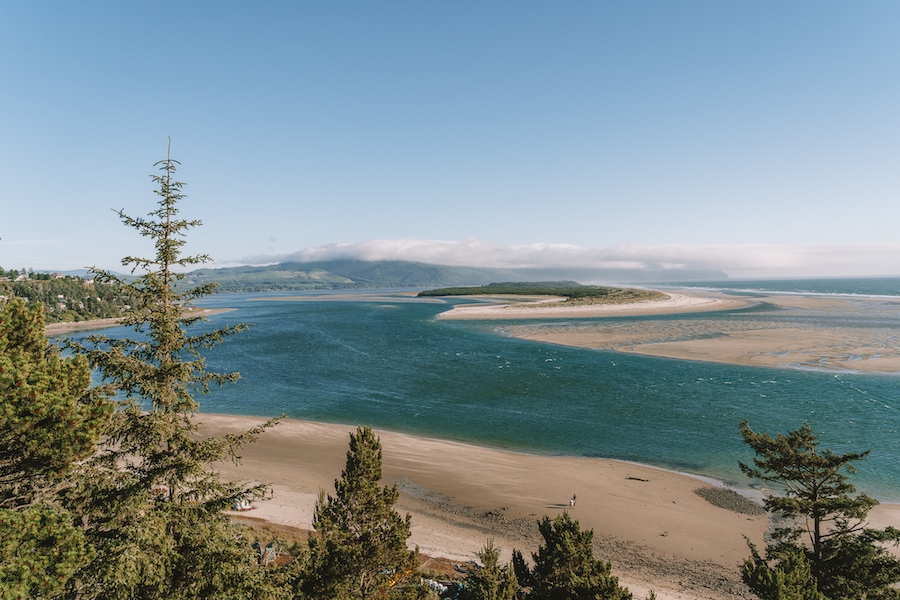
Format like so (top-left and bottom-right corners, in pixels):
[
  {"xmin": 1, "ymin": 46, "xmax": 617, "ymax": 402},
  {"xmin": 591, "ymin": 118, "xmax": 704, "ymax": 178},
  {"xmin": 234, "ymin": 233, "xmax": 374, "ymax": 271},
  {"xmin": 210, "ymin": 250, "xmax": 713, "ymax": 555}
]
[{"xmin": 182, "ymin": 260, "xmax": 727, "ymax": 293}]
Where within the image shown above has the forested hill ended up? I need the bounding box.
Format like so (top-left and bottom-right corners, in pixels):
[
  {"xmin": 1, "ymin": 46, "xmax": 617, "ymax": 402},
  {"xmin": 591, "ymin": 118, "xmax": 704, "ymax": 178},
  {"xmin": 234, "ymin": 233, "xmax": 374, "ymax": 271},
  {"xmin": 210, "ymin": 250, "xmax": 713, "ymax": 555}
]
[
  {"xmin": 182, "ymin": 260, "xmax": 519, "ymax": 292},
  {"xmin": 182, "ymin": 260, "xmax": 727, "ymax": 293},
  {"xmin": 0, "ymin": 277, "xmax": 132, "ymax": 323}
]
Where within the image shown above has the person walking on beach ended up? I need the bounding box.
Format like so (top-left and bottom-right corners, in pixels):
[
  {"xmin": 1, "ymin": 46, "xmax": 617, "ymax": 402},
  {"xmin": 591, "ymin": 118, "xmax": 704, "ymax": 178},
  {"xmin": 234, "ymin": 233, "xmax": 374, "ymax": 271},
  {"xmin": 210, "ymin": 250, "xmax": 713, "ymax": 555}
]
[{"xmin": 570, "ymin": 494, "xmax": 576, "ymax": 508}]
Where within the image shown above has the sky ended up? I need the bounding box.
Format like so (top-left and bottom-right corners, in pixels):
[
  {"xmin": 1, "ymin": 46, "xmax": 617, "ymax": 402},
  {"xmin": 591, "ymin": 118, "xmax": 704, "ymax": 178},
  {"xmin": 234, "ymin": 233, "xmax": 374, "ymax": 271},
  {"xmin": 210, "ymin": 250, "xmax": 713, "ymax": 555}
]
[{"xmin": 2, "ymin": 2, "xmax": 899, "ymax": 279}]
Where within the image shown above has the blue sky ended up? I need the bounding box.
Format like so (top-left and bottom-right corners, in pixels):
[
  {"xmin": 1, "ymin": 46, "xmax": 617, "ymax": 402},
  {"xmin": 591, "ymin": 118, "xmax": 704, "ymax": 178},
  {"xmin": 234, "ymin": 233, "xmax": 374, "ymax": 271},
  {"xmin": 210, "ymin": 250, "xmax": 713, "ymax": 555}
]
[{"xmin": 2, "ymin": 2, "xmax": 898, "ymax": 278}]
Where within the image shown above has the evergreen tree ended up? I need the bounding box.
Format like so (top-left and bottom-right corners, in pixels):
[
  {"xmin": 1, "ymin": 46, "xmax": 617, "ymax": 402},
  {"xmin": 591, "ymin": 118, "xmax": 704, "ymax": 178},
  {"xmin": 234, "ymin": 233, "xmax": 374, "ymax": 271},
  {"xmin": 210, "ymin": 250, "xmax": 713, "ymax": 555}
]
[
  {"xmin": 0, "ymin": 299, "xmax": 112, "ymax": 597},
  {"xmin": 742, "ymin": 540, "xmax": 824, "ymax": 600},
  {"xmin": 301, "ymin": 425, "xmax": 418, "ymax": 599},
  {"xmin": 0, "ymin": 504, "xmax": 90, "ymax": 599},
  {"xmin": 515, "ymin": 512, "xmax": 631, "ymax": 600},
  {"xmin": 739, "ymin": 421, "xmax": 900, "ymax": 599},
  {"xmin": 461, "ymin": 539, "xmax": 520, "ymax": 600},
  {"xmin": 63, "ymin": 147, "xmax": 283, "ymax": 599},
  {"xmin": 0, "ymin": 298, "xmax": 113, "ymax": 507}
]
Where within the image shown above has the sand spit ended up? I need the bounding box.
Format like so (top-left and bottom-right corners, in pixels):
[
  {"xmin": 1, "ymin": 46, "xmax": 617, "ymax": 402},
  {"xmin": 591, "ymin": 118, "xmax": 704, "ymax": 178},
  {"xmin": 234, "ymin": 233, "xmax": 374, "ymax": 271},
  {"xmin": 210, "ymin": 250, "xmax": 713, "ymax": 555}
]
[
  {"xmin": 44, "ymin": 308, "xmax": 234, "ymax": 336},
  {"xmin": 436, "ymin": 292, "xmax": 748, "ymax": 320},
  {"xmin": 503, "ymin": 294, "xmax": 900, "ymax": 374}
]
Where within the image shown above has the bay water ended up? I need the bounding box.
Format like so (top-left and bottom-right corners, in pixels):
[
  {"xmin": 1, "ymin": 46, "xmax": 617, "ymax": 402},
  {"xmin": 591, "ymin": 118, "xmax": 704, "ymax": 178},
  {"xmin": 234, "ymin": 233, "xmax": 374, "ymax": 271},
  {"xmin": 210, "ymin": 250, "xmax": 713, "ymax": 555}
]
[{"xmin": 78, "ymin": 278, "xmax": 900, "ymax": 501}]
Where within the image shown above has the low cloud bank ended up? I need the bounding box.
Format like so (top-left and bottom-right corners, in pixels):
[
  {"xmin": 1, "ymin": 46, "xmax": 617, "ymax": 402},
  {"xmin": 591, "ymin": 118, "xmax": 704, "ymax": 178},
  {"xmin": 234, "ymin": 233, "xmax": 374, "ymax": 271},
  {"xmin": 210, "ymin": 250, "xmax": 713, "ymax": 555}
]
[{"xmin": 236, "ymin": 239, "xmax": 900, "ymax": 279}]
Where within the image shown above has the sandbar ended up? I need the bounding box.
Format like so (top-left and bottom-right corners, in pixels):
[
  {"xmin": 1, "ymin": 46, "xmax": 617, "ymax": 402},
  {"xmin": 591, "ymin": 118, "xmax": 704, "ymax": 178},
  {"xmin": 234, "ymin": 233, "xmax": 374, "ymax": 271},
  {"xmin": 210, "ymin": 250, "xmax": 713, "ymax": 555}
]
[
  {"xmin": 439, "ymin": 291, "xmax": 900, "ymax": 374},
  {"xmin": 44, "ymin": 308, "xmax": 235, "ymax": 336},
  {"xmin": 436, "ymin": 292, "xmax": 748, "ymax": 320},
  {"xmin": 205, "ymin": 414, "xmax": 778, "ymax": 600}
]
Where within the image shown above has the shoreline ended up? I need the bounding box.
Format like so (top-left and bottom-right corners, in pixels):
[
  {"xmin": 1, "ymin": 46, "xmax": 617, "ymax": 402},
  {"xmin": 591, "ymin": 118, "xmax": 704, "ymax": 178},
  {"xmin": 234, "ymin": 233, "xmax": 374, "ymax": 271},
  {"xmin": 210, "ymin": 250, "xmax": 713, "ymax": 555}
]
[
  {"xmin": 44, "ymin": 307, "xmax": 235, "ymax": 336},
  {"xmin": 38, "ymin": 284, "xmax": 900, "ymax": 597},
  {"xmin": 203, "ymin": 413, "xmax": 900, "ymax": 600},
  {"xmin": 44, "ymin": 290, "xmax": 900, "ymax": 374},
  {"xmin": 435, "ymin": 291, "xmax": 750, "ymax": 320},
  {"xmin": 205, "ymin": 414, "xmax": 769, "ymax": 600}
]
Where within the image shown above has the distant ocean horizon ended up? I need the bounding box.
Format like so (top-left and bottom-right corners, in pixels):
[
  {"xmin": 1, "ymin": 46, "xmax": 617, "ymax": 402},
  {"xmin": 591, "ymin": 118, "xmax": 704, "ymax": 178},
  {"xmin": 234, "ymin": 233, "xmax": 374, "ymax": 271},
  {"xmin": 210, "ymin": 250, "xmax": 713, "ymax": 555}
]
[
  {"xmin": 660, "ymin": 276, "xmax": 900, "ymax": 297},
  {"xmin": 70, "ymin": 277, "xmax": 900, "ymax": 501}
]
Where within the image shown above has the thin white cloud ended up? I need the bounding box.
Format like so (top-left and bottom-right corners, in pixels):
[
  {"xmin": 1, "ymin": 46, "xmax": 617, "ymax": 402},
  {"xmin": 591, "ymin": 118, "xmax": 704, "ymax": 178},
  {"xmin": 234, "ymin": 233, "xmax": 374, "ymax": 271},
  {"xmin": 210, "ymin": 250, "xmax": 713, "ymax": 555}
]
[{"xmin": 235, "ymin": 239, "xmax": 900, "ymax": 279}]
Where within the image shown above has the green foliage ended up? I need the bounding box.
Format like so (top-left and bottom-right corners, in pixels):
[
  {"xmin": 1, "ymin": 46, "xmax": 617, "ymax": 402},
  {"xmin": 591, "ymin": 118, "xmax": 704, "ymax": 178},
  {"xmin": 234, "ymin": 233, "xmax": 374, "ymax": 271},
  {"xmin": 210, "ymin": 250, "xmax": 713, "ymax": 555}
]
[
  {"xmin": 815, "ymin": 525, "xmax": 900, "ymax": 600},
  {"xmin": 461, "ymin": 539, "xmax": 520, "ymax": 600},
  {"xmin": 739, "ymin": 421, "xmax": 876, "ymax": 560},
  {"xmin": 0, "ymin": 504, "xmax": 91, "ymax": 599},
  {"xmin": 742, "ymin": 540, "xmax": 824, "ymax": 600},
  {"xmin": 418, "ymin": 282, "xmax": 665, "ymax": 304},
  {"xmin": 0, "ymin": 298, "xmax": 113, "ymax": 507},
  {"xmin": 0, "ymin": 299, "xmax": 112, "ymax": 598},
  {"xmin": 63, "ymin": 148, "xmax": 283, "ymax": 599},
  {"xmin": 739, "ymin": 421, "xmax": 900, "ymax": 600},
  {"xmin": 515, "ymin": 512, "xmax": 631, "ymax": 600},
  {"xmin": 301, "ymin": 425, "xmax": 418, "ymax": 599},
  {"xmin": 184, "ymin": 260, "xmax": 514, "ymax": 293}
]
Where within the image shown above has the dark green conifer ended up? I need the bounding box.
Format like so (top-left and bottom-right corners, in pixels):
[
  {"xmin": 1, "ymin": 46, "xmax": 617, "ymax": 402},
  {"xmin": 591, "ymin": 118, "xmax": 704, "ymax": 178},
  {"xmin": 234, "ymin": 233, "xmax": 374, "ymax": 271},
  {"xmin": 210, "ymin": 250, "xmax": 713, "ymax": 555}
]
[
  {"xmin": 742, "ymin": 540, "xmax": 824, "ymax": 600},
  {"xmin": 739, "ymin": 421, "xmax": 900, "ymax": 599},
  {"xmin": 461, "ymin": 539, "xmax": 520, "ymax": 600},
  {"xmin": 302, "ymin": 425, "xmax": 418, "ymax": 599},
  {"xmin": 514, "ymin": 512, "xmax": 631, "ymax": 600}
]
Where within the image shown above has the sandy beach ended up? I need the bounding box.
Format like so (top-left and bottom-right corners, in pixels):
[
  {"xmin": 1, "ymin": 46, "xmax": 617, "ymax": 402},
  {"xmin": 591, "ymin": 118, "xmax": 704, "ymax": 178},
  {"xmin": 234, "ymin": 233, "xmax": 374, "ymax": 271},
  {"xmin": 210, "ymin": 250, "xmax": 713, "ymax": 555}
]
[
  {"xmin": 436, "ymin": 292, "xmax": 749, "ymax": 320},
  {"xmin": 207, "ymin": 414, "xmax": 769, "ymax": 600},
  {"xmin": 43, "ymin": 307, "xmax": 235, "ymax": 336},
  {"xmin": 204, "ymin": 414, "xmax": 900, "ymax": 600},
  {"xmin": 41, "ymin": 293, "xmax": 900, "ymax": 597}
]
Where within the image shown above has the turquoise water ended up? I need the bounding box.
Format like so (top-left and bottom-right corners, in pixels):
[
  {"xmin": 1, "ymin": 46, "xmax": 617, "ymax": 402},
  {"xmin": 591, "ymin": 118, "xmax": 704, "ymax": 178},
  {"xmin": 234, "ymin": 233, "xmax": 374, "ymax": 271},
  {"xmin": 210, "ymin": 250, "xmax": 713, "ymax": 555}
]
[{"xmin": 76, "ymin": 279, "xmax": 900, "ymax": 501}]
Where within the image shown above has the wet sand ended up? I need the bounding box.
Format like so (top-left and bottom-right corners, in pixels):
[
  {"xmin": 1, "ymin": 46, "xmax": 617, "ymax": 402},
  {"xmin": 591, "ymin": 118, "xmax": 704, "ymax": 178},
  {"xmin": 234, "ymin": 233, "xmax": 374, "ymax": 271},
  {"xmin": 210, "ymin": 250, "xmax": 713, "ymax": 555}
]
[
  {"xmin": 436, "ymin": 292, "xmax": 750, "ymax": 320},
  {"xmin": 44, "ymin": 308, "xmax": 234, "ymax": 336},
  {"xmin": 439, "ymin": 292, "xmax": 900, "ymax": 374},
  {"xmin": 205, "ymin": 414, "xmax": 900, "ymax": 600},
  {"xmin": 206, "ymin": 414, "xmax": 771, "ymax": 600}
]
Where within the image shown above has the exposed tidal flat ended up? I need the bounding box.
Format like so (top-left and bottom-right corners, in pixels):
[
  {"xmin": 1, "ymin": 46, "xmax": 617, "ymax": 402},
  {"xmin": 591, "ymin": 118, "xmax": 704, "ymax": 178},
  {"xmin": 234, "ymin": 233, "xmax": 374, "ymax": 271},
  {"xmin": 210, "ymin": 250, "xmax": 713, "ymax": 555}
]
[{"xmin": 96, "ymin": 278, "xmax": 898, "ymax": 502}]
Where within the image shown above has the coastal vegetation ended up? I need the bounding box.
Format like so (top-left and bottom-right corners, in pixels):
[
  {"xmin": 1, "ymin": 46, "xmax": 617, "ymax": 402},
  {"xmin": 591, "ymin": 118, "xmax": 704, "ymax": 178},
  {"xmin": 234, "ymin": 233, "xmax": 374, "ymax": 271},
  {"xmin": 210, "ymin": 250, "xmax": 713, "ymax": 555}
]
[
  {"xmin": 2, "ymin": 151, "xmax": 897, "ymax": 598},
  {"xmin": 739, "ymin": 421, "xmax": 900, "ymax": 599},
  {"xmin": 182, "ymin": 263, "xmax": 724, "ymax": 294},
  {"xmin": 513, "ymin": 513, "xmax": 632, "ymax": 600},
  {"xmin": 0, "ymin": 298, "xmax": 113, "ymax": 598},
  {"xmin": 60, "ymin": 149, "xmax": 283, "ymax": 598},
  {"xmin": 456, "ymin": 514, "xmax": 633, "ymax": 600},
  {"xmin": 183, "ymin": 260, "xmax": 515, "ymax": 292},
  {"xmin": 299, "ymin": 425, "xmax": 420, "ymax": 598},
  {"xmin": 419, "ymin": 281, "xmax": 667, "ymax": 305},
  {"xmin": 0, "ymin": 275, "xmax": 133, "ymax": 323}
]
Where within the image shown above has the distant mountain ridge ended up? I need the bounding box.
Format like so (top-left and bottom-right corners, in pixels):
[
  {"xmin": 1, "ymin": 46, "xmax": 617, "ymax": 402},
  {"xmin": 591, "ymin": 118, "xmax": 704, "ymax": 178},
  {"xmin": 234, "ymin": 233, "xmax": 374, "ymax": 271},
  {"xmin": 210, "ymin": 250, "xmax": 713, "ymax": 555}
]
[{"xmin": 182, "ymin": 260, "xmax": 727, "ymax": 292}]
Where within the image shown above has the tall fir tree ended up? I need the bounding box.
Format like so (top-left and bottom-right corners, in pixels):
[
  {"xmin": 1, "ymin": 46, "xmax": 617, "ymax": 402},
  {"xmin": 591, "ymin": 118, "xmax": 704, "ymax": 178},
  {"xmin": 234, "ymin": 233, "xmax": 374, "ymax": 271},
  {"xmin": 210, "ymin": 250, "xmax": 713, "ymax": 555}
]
[
  {"xmin": 739, "ymin": 421, "xmax": 900, "ymax": 600},
  {"xmin": 63, "ymin": 146, "xmax": 283, "ymax": 599},
  {"xmin": 301, "ymin": 425, "xmax": 418, "ymax": 599}
]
